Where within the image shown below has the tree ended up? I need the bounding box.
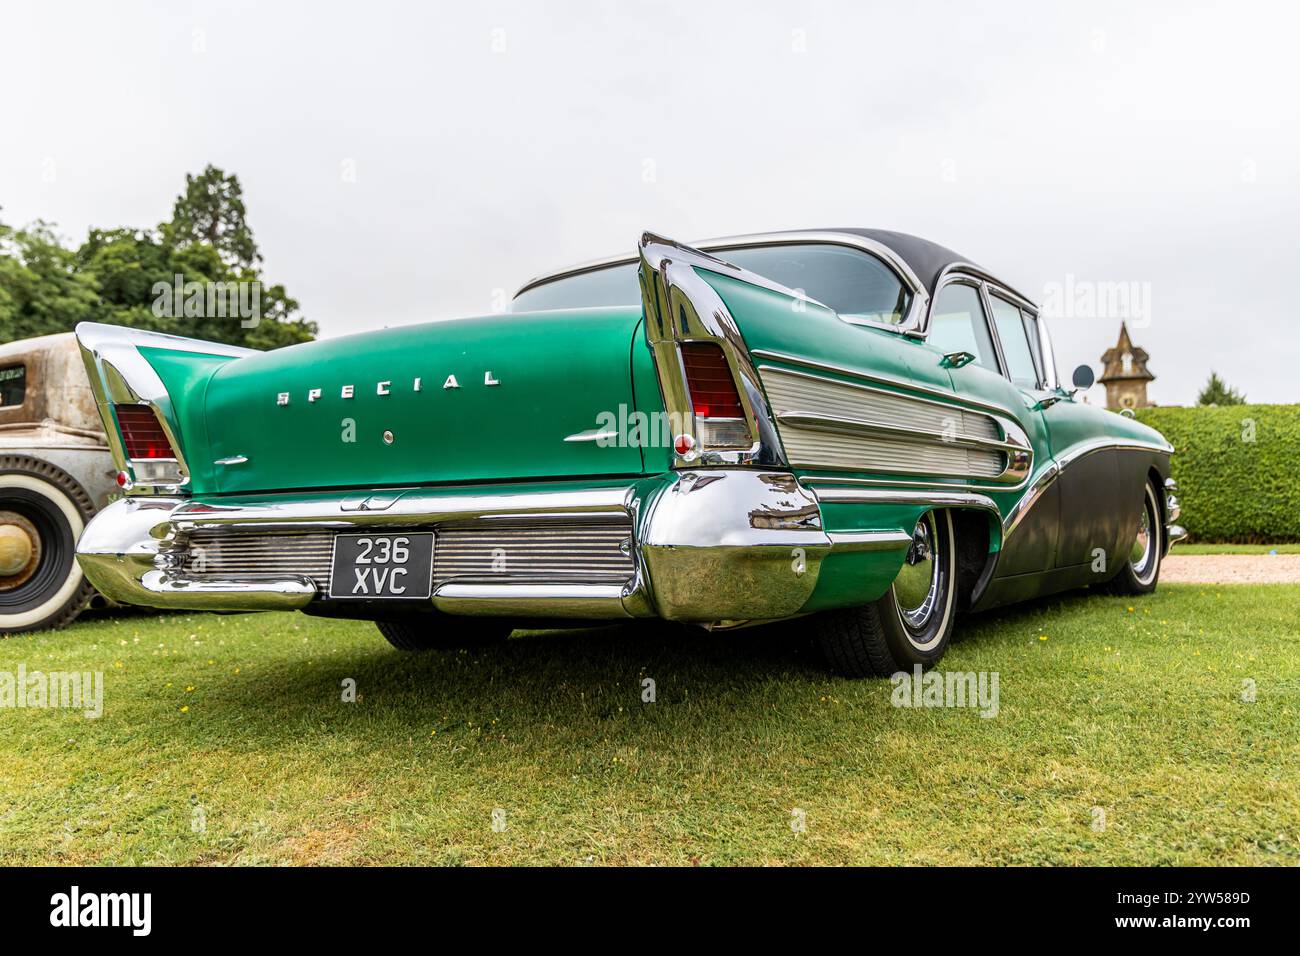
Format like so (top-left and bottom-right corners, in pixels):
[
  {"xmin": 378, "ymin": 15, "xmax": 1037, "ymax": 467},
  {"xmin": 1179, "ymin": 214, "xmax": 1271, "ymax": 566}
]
[
  {"xmin": 0, "ymin": 169, "xmax": 316, "ymax": 348},
  {"xmin": 162, "ymin": 165, "xmax": 260, "ymax": 270},
  {"xmin": 1197, "ymin": 371, "xmax": 1246, "ymax": 406},
  {"xmin": 0, "ymin": 217, "xmax": 101, "ymax": 342}
]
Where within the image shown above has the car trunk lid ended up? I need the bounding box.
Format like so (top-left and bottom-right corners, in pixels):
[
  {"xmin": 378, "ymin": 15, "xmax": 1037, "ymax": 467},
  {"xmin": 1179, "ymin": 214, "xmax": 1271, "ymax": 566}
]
[{"xmin": 194, "ymin": 308, "xmax": 647, "ymax": 494}]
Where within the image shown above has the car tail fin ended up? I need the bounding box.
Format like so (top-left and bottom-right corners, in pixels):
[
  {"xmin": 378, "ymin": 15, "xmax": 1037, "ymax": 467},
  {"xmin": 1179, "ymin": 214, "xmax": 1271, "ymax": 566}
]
[
  {"xmin": 637, "ymin": 232, "xmax": 788, "ymax": 467},
  {"xmin": 75, "ymin": 322, "xmax": 256, "ymax": 494}
]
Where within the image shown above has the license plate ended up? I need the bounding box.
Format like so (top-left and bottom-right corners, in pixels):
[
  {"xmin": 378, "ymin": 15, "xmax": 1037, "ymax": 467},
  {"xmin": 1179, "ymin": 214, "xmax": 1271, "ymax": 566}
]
[{"xmin": 328, "ymin": 532, "xmax": 434, "ymax": 600}]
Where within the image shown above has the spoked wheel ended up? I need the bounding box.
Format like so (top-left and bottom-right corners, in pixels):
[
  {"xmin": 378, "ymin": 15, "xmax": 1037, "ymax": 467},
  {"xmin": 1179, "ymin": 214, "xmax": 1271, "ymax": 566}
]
[
  {"xmin": 815, "ymin": 509, "xmax": 958, "ymax": 678},
  {"xmin": 0, "ymin": 457, "xmax": 97, "ymax": 635},
  {"xmin": 1105, "ymin": 479, "xmax": 1163, "ymax": 596}
]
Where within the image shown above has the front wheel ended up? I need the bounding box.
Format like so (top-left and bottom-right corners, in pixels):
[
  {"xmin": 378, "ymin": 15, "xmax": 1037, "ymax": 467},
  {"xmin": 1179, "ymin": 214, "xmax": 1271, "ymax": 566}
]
[
  {"xmin": 815, "ymin": 510, "xmax": 958, "ymax": 678},
  {"xmin": 1104, "ymin": 478, "xmax": 1163, "ymax": 596}
]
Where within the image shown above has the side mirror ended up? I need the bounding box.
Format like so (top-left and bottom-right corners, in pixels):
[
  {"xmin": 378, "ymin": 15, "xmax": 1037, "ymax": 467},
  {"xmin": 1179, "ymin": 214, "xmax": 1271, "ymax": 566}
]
[{"xmin": 1071, "ymin": 364, "xmax": 1096, "ymax": 390}]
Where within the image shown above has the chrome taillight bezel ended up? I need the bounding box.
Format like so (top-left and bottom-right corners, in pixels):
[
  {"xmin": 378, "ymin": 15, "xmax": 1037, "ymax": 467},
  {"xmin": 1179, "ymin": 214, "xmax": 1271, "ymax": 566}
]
[
  {"xmin": 638, "ymin": 233, "xmax": 787, "ymax": 469},
  {"xmin": 112, "ymin": 402, "xmax": 187, "ymax": 492}
]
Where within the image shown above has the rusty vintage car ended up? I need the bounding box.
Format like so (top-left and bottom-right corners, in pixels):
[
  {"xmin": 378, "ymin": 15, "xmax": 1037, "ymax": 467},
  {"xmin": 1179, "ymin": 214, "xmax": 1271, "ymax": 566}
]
[{"xmin": 0, "ymin": 332, "xmax": 118, "ymax": 633}]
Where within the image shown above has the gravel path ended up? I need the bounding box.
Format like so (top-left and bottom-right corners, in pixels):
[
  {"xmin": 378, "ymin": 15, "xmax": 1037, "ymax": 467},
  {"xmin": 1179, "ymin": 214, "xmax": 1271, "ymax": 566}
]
[{"xmin": 1162, "ymin": 553, "xmax": 1300, "ymax": 584}]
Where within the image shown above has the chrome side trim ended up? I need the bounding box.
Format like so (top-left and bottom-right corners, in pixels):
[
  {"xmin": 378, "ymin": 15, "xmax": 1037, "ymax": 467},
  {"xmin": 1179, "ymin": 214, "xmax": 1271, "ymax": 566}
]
[
  {"xmin": 166, "ymin": 486, "xmax": 635, "ymax": 532},
  {"xmin": 803, "ymin": 473, "xmax": 1032, "ymax": 493},
  {"xmin": 214, "ymin": 455, "xmax": 249, "ymax": 466},
  {"xmin": 1001, "ymin": 437, "xmax": 1175, "ymax": 539},
  {"xmin": 812, "ymin": 485, "xmax": 1004, "ymax": 553},
  {"xmin": 826, "ymin": 530, "xmax": 914, "ymax": 552},
  {"xmin": 563, "ymin": 428, "xmax": 619, "ymax": 443},
  {"xmin": 1055, "ymin": 435, "xmax": 1175, "ymax": 464},
  {"xmin": 750, "ymin": 349, "xmax": 1013, "ymax": 420},
  {"xmin": 776, "ymin": 411, "xmax": 1016, "ymax": 453},
  {"xmin": 757, "ymin": 363, "xmax": 1032, "ymax": 485},
  {"xmin": 1000, "ymin": 462, "xmax": 1060, "ymax": 539},
  {"xmin": 812, "ymin": 486, "xmax": 1000, "ymax": 513}
]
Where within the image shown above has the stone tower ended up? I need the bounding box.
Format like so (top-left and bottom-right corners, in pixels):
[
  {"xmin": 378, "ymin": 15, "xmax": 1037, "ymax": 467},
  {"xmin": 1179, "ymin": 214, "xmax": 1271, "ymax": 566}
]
[{"xmin": 1098, "ymin": 322, "xmax": 1154, "ymax": 410}]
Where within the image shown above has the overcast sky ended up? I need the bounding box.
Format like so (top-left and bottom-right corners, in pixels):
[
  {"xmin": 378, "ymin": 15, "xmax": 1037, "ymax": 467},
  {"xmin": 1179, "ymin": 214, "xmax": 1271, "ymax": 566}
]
[{"xmin": 3, "ymin": 0, "xmax": 1296, "ymax": 404}]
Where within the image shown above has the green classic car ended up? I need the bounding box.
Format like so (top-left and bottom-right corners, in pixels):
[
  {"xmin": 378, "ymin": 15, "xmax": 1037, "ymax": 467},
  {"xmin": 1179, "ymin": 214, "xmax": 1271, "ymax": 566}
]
[{"xmin": 74, "ymin": 230, "xmax": 1184, "ymax": 676}]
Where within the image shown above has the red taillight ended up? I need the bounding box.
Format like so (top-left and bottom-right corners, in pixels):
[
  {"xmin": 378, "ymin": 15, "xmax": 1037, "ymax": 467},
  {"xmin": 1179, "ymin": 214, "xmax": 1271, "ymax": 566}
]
[
  {"xmin": 680, "ymin": 342, "xmax": 744, "ymax": 419},
  {"xmin": 114, "ymin": 404, "xmax": 175, "ymax": 460}
]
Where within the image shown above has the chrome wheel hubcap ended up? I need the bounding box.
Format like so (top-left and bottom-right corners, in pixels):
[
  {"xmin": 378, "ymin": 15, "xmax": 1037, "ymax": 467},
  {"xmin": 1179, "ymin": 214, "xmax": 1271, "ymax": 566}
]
[
  {"xmin": 1130, "ymin": 486, "xmax": 1160, "ymax": 585},
  {"xmin": 894, "ymin": 514, "xmax": 939, "ymax": 628}
]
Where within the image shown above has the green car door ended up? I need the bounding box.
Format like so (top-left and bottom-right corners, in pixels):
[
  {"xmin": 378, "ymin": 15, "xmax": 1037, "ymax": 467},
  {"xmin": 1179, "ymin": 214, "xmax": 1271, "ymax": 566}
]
[{"xmin": 920, "ymin": 278, "xmax": 1055, "ymax": 576}]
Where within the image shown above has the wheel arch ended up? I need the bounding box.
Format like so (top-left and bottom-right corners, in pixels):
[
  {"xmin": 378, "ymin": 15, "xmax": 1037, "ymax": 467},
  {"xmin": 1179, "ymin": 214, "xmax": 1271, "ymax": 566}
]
[{"xmin": 949, "ymin": 506, "xmax": 1000, "ymax": 611}]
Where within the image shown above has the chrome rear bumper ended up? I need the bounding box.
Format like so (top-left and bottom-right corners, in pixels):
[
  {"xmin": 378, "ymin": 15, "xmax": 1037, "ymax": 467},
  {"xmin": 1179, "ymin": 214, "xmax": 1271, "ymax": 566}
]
[{"xmin": 76, "ymin": 471, "xmax": 911, "ymax": 623}]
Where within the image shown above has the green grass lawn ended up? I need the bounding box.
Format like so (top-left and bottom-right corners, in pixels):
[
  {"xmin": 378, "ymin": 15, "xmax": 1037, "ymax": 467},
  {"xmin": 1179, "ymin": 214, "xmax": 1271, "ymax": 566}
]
[
  {"xmin": 1173, "ymin": 543, "xmax": 1300, "ymax": 555},
  {"xmin": 1, "ymin": 584, "xmax": 1297, "ymax": 866}
]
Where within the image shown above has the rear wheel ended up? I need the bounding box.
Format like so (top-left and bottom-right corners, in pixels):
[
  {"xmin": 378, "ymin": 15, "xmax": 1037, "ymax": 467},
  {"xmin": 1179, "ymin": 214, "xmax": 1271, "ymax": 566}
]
[
  {"xmin": 1105, "ymin": 478, "xmax": 1163, "ymax": 596},
  {"xmin": 375, "ymin": 617, "xmax": 515, "ymax": 651},
  {"xmin": 0, "ymin": 457, "xmax": 96, "ymax": 635},
  {"xmin": 815, "ymin": 509, "xmax": 958, "ymax": 678}
]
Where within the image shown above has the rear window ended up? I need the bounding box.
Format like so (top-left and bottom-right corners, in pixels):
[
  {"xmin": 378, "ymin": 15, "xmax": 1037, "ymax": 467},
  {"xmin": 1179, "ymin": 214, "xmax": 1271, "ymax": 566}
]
[
  {"xmin": 513, "ymin": 243, "xmax": 911, "ymax": 325},
  {"xmin": 0, "ymin": 365, "xmax": 26, "ymax": 409}
]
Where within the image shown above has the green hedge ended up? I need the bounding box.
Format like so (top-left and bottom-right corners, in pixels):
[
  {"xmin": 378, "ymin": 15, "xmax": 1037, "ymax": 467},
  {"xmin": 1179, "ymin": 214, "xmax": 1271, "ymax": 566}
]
[{"xmin": 1135, "ymin": 404, "xmax": 1300, "ymax": 543}]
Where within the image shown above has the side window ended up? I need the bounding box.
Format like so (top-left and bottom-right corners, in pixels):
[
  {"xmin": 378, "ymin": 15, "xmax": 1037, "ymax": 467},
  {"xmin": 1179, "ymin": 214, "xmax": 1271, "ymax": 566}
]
[
  {"xmin": 988, "ymin": 294, "xmax": 1041, "ymax": 389},
  {"xmin": 0, "ymin": 364, "xmax": 26, "ymax": 409},
  {"xmin": 928, "ymin": 282, "xmax": 998, "ymax": 371}
]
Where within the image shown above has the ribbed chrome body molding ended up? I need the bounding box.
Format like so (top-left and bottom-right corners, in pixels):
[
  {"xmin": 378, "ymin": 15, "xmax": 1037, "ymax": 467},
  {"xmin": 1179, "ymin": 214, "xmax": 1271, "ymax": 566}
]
[
  {"xmin": 757, "ymin": 365, "xmax": 1016, "ymax": 480},
  {"xmin": 177, "ymin": 522, "xmax": 636, "ymax": 595}
]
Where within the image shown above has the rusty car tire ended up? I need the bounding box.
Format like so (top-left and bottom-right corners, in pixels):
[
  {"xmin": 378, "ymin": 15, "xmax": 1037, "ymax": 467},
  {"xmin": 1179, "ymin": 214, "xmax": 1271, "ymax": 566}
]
[{"xmin": 0, "ymin": 455, "xmax": 97, "ymax": 634}]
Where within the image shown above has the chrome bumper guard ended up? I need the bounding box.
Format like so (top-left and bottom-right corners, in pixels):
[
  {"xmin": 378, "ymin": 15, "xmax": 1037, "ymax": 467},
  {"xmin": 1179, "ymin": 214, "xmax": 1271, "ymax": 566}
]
[
  {"xmin": 76, "ymin": 471, "xmax": 910, "ymax": 624},
  {"xmin": 1165, "ymin": 476, "xmax": 1188, "ymax": 548}
]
